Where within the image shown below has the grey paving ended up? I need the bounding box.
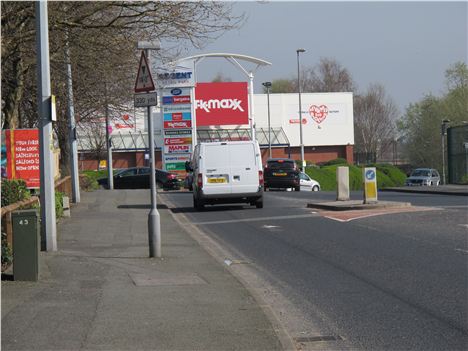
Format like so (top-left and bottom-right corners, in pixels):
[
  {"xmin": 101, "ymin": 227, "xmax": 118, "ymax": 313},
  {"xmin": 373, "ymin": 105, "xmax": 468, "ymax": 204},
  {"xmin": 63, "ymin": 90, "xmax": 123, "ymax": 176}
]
[{"xmin": 1, "ymin": 189, "xmax": 283, "ymax": 351}]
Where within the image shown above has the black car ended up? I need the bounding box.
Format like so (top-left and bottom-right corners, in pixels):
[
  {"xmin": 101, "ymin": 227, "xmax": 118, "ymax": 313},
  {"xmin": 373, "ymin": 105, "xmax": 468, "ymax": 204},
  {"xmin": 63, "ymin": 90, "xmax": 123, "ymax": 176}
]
[
  {"xmin": 263, "ymin": 158, "xmax": 300, "ymax": 191},
  {"xmin": 98, "ymin": 167, "xmax": 180, "ymax": 190}
]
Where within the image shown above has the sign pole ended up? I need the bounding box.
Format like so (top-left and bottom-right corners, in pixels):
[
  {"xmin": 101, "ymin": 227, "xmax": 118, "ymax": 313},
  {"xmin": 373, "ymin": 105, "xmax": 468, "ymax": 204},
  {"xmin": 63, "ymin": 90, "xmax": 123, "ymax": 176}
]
[{"xmin": 136, "ymin": 47, "xmax": 161, "ymax": 258}]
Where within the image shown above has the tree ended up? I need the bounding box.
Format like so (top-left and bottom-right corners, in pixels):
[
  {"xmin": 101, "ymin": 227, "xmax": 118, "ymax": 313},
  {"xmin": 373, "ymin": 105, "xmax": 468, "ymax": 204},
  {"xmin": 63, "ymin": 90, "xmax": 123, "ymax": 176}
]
[
  {"xmin": 211, "ymin": 72, "xmax": 232, "ymax": 82},
  {"xmin": 1, "ymin": 1, "xmax": 244, "ymax": 173},
  {"xmin": 398, "ymin": 62, "xmax": 468, "ymax": 170},
  {"xmin": 353, "ymin": 84, "xmax": 398, "ymax": 162},
  {"xmin": 301, "ymin": 57, "xmax": 356, "ymax": 93},
  {"xmin": 267, "ymin": 57, "xmax": 355, "ymax": 94}
]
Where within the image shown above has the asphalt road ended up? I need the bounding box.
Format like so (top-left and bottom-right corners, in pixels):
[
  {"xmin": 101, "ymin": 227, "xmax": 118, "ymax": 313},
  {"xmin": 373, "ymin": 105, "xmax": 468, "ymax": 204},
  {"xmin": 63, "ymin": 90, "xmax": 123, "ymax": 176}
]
[{"xmin": 161, "ymin": 190, "xmax": 468, "ymax": 351}]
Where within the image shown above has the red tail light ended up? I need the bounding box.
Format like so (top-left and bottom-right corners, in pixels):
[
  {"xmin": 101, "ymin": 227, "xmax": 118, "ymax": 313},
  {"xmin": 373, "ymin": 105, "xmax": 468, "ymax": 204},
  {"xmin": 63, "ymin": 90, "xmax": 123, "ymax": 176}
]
[
  {"xmin": 259, "ymin": 170, "xmax": 264, "ymax": 186},
  {"xmin": 197, "ymin": 173, "xmax": 203, "ymax": 189},
  {"xmin": 168, "ymin": 174, "xmax": 177, "ymax": 180}
]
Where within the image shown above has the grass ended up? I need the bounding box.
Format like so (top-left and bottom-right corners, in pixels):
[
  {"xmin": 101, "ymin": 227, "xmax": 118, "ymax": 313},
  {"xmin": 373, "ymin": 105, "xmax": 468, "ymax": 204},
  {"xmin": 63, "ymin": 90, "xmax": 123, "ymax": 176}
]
[{"xmin": 305, "ymin": 161, "xmax": 406, "ymax": 191}]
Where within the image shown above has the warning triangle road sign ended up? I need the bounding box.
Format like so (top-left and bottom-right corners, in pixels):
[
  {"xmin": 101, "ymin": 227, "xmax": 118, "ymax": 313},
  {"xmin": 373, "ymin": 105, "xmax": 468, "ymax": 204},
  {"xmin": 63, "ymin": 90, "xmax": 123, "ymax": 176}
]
[{"xmin": 134, "ymin": 51, "xmax": 155, "ymax": 93}]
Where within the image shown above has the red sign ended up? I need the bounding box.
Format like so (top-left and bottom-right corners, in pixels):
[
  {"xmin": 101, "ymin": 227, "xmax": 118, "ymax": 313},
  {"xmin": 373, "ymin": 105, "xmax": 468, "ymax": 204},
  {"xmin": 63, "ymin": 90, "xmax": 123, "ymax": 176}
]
[
  {"xmin": 4, "ymin": 129, "xmax": 40, "ymax": 188},
  {"xmin": 309, "ymin": 105, "xmax": 329, "ymax": 124},
  {"xmin": 164, "ymin": 137, "xmax": 192, "ymax": 145},
  {"xmin": 195, "ymin": 82, "xmax": 248, "ymax": 126},
  {"xmin": 164, "ymin": 120, "xmax": 192, "ymax": 129}
]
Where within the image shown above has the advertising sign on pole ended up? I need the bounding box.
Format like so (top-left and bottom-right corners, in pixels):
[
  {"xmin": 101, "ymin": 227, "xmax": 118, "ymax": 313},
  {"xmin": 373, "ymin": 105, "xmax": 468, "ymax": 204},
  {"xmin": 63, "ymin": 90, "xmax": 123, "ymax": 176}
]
[{"xmin": 3, "ymin": 129, "xmax": 40, "ymax": 188}]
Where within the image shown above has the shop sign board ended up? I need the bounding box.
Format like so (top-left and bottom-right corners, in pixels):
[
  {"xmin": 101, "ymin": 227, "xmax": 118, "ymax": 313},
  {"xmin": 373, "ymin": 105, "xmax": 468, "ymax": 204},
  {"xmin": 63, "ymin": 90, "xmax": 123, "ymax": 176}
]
[
  {"xmin": 195, "ymin": 82, "xmax": 248, "ymax": 126},
  {"xmin": 164, "ymin": 144, "xmax": 192, "ymax": 154}
]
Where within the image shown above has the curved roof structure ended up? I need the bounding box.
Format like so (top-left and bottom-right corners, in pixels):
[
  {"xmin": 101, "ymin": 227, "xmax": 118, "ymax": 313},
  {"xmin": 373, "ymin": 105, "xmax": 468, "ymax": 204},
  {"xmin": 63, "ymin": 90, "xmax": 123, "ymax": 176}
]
[{"xmin": 177, "ymin": 53, "xmax": 272, "ymax": 67}]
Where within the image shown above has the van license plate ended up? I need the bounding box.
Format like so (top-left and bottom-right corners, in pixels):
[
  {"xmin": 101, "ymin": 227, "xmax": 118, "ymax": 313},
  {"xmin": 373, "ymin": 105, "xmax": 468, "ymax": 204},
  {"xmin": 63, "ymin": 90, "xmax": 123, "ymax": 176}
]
[
  {"xmin": 273, "ymin": 172, "xmax": 287, "ymax": 176},
  {"xmin": 208, "ymin": 178, "xmax": 226, "ymax": 183}
]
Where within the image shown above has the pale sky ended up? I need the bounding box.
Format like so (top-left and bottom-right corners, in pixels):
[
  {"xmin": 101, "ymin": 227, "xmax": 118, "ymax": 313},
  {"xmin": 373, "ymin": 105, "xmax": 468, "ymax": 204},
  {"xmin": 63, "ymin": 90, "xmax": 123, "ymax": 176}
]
[{"xmin": 177, "ymin": 1, "xmax": 467, "ymax": 115}]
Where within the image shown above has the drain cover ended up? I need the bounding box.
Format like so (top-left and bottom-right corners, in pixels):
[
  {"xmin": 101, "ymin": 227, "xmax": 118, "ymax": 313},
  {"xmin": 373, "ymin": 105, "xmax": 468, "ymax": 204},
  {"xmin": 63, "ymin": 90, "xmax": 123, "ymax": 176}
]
[
  {"xmin": 295, "ymin": 335, "xmax": 343, "ymax": 343},
  {"xmin": 130, "ymin": 273, "xmax": 206, "ymax": 287}
]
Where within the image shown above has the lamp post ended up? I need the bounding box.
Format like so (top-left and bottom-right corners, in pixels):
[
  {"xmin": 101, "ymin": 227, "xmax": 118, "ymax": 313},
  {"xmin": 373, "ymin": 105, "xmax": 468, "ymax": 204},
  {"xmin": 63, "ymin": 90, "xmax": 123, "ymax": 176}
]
[
  {"xmin": 262, "ymin": 81, "xmax": 272, "ymax": 158},
  {"xmin": 441, "ymin": 119, "xmax": 450, "ymax": 185},
  {"xmin": 296, "ymin": 48, "xmax": 306, "ymax": 170}
]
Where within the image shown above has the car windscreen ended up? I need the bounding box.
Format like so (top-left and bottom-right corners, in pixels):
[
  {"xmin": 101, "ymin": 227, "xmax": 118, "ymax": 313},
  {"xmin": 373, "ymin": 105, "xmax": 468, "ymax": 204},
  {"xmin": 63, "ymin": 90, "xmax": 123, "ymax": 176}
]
[
  {"xmin": 411, "ymin": 169, "xmax": 430, "ymax": 177},
  {"xmin": 267, "ymin": 160, "xmax": 295, "ymax": 170}
]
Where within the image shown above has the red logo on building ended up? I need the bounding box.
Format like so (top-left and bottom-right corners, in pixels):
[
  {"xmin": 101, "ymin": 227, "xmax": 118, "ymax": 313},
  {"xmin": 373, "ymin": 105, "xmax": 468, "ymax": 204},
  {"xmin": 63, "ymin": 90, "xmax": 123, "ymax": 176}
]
[
  {"xmin": 195, "ymin": 82, "xmax": 248, "ymax": 126},
  {"xmin": 309, "ymin": 105, "xmax": 329, "ymax": 124}
]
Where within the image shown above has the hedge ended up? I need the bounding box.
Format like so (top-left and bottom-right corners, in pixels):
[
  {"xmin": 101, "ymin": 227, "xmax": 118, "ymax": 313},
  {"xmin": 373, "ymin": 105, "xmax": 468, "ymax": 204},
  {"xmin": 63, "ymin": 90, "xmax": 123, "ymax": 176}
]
[{"xmin": 305, "ymin": 161, "xmax": 406, "ymax": 191}]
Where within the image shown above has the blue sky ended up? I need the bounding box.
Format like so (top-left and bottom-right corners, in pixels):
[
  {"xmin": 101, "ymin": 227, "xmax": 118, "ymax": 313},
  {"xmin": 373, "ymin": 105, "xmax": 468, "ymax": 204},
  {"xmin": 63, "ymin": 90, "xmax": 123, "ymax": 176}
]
[{"xmin": 178, "ymin": 1, "xmax": 467, "ymax": 115}]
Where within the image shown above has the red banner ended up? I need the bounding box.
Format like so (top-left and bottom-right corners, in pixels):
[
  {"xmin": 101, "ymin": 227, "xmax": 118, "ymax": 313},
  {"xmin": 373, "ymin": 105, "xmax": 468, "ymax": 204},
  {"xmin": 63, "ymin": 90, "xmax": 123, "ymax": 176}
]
[
  {"xmin": 195, "ymin": 82, "xmax": 249, "ymax": 126},
  {"xmin": 164, "ymin": 120, "xmax": 192, "ymax": 129},
  {"xmin": 5, "ymin": 129, "xmax": 40, "ymax": 188}
]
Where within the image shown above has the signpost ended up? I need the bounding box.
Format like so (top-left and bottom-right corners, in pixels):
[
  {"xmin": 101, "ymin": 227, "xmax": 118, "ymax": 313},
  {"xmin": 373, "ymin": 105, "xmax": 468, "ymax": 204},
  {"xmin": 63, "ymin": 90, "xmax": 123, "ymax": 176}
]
[
  {"xmin": 135, "ymin": 46, "xmax": 160, "ymax": 258},
  {"xmin": 363, "ymin": 167, "xmax": 378, "ymax": 204}
]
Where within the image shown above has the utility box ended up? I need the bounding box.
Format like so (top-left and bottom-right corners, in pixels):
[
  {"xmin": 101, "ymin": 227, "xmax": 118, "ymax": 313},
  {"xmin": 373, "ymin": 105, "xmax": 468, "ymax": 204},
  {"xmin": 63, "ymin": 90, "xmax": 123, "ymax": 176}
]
[{"xmin": 12, "ymin": 209, "xmax": 40, "ymax": 281}]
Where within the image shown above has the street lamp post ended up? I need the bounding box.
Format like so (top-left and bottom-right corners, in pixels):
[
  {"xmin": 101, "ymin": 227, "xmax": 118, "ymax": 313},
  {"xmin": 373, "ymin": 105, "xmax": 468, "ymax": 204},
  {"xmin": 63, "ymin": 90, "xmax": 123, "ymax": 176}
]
[
  {"xmin": 296, "ymin": 49, "xmax": 306, "ymax": 170},
  {"xmin": 262, "ymin": 81, "xmax": 272, "ymax": 158},
  {"xmin": 441, "ymin": 119, "xmax": 450, "ymax": 185}
]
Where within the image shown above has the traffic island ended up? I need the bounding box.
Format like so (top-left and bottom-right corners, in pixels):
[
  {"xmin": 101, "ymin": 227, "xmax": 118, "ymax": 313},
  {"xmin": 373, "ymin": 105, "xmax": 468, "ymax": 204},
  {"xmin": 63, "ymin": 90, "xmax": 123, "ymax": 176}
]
[{"xmin": 307, "ymin": 200, "xmax": 412, "ymax": 211}]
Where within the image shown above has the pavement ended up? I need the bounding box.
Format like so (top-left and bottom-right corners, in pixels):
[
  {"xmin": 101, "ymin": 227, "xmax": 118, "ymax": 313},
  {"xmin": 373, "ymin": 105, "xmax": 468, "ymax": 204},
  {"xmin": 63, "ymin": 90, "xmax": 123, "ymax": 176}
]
[
  {"xmin": 1, "ymin": 189, "xmax": 287, "ymax": 351},
  {"xmin": 307, "ymin": 184, "xmax": 467, "ymax": 211}
]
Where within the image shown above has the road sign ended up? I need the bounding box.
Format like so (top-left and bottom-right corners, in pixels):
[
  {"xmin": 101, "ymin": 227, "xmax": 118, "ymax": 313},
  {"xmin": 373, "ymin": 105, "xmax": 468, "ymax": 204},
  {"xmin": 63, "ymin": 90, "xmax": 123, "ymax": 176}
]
[
  {"xmin": 134, "ymin": 92, "xmax": 158, "ymax": 107},
  {"xmin": 134, "ymin": 52, "xmax": 155, "ymax": 93}
]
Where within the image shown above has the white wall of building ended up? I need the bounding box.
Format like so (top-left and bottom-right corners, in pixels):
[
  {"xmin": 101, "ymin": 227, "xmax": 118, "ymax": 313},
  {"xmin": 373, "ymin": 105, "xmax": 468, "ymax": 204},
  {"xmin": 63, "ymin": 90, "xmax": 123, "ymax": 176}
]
[{"xmin": 253, "ymin": 92, "xmax": 354, "ymax": 147}]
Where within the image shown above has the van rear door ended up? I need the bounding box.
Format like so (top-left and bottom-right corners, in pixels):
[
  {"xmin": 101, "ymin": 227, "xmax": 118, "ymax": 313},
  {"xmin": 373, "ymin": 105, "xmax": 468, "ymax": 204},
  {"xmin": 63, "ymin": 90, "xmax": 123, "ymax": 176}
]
[
  {"xmin": 202, "ymin": 143, "xmax": 232, "ymax": 195},
  {"xmin": 229, "ymin": 142, "xmax": 260, "ymax": 194}
]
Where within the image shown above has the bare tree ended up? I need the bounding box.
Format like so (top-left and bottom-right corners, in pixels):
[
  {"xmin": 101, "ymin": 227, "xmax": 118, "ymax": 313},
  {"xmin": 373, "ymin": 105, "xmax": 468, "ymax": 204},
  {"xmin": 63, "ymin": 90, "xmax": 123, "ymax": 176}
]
[
  {"xmin": 354, "ymin": 84, "xmax": 398, "ymax": 162},
  {"xmin": 2, "ymin": 1, "xmax": 244, "ymax": 172},
  {"xmin": 301, "ymin": 57, "xmax": 356, "ymax": 93}
]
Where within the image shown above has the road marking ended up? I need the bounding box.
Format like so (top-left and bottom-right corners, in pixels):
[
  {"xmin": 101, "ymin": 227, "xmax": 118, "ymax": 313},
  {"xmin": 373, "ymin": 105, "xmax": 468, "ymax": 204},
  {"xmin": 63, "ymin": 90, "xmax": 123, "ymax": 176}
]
[
  {"xmin": 262, "ymin": 225, "xmax": 281, "ymax": 229},
  {"xmin": 318, "ymin": 206, "xmax": 438, "ymax": 222},
  {"xmin": 454, "ymin": 248, "xmax": 468, "ymax": 254},
  {"xmin": 191, "ymin": 213, "xmax": 318, "ymax": 226},
  {"xmin": 458, "ymin": 224, "xmax": 468, "ymax": 229}
]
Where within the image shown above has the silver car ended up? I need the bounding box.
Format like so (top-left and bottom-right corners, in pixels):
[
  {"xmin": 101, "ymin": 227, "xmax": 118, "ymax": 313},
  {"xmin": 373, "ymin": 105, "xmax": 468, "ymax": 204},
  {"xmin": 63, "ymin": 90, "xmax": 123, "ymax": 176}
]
[{"xmin": 405, "ymin": 168, "xmax": 440, "ymax": 186}]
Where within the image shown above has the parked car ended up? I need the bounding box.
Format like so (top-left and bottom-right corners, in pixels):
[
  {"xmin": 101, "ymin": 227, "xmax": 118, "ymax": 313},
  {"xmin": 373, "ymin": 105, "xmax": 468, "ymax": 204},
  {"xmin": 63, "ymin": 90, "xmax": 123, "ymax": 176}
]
[
  {"xmin": 98, "ymin": 167, "xmax": 180, "ymax": 190},
  {"xmin": 299, "ymin": 172, "xmax": 320, "ymax": 191},
  {"xmin": 264, "ymin": 158, "xmax": 300, "ymax": 191},
  {"xmin": 405, "ymin": 168, "xmax": 440, "ymax": 186}
]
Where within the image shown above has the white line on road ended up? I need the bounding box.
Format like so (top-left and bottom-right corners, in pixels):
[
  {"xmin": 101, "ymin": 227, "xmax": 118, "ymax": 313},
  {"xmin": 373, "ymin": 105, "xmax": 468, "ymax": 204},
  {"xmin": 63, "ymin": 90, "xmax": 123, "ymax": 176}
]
[
  {"xmin": 454, "ymin": 248, "xmax": 468, "ymax": 254},
  {"xmin": 191, "ymin": 213, "xmax": 318, "ymax": 226}
]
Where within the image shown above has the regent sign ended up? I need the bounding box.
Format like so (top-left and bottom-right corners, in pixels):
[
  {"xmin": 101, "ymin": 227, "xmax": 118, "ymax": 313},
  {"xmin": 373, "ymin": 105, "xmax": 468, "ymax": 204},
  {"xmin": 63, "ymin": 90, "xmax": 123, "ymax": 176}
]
[{"xmin": 195, "ymin": 82, "xmax": 248, "ymax": 126}]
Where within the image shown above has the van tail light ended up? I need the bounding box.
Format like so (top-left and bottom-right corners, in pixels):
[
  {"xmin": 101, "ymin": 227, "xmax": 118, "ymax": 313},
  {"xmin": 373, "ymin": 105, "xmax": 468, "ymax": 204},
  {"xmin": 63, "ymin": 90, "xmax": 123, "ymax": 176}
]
[
  {"xmin": 197, "ymin": 173, "xmax": 203, "ymax": 189},
  {"xmin": 168, "ymin": 174, "xmax": 177, "ymax": 180},
  {"xmin": 259, "ymin": 170, "xmax": 264, "ymax": 186}
]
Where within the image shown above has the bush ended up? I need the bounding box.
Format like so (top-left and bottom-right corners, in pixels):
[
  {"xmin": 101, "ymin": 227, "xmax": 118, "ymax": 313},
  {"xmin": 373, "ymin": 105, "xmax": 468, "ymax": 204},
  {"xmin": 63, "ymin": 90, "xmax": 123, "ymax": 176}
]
[
  {"xmin": 55, "ymin": 191, "xmax": 64, "ymax": 219},
  {"xmin": 1, "ymin": 231, "xmax": 13, "ymax": 270},
  {"xmin": 80, "ymin": 171, "xmax": 101, "ymax": 191},
  {"xmin": 1, "ymin": 179, "xmax": 31, "ymax": 207},
  {"xmin": 306, "ymin": 163, "xmax": 406, "ymax": 191}
]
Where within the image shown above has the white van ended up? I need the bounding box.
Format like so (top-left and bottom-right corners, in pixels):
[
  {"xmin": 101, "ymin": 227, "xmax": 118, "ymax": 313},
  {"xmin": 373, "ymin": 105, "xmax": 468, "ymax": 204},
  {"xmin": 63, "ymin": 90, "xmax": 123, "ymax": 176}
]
[{"xmin": 191, "ymin": 141, "xmax": 264, "ymax": 210}]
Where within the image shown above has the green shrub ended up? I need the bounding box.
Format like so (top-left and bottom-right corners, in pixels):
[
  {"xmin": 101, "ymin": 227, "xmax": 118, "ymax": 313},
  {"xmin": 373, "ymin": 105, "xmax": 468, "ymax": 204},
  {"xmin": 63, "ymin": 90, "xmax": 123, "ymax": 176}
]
[
  {"xmin": 1, "ymin": 179, "xmax": 31, "ymax": 207},
  {"xmin": 1, "ymin": 231, "xmax": 12, "ymax": 270},
  {"xmin": 55, "ymin": 191, "xmax": 64, "ymax": 219},
  {"xmin": 321, "ymin": 158, "xmax": 349, "ymax": 166},
  {"xmin": 306, "ymin": 163, "xmax": 406, "ymax": 191},
  {"xmin": 80, "ymin": 171, "xmax": 101, "ymax": 191}
]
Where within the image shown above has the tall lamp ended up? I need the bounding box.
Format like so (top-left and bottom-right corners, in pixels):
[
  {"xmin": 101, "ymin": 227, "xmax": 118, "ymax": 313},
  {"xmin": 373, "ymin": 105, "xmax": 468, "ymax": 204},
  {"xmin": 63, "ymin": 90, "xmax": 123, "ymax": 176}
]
[
  {"xmin": 262, "ymin": 81, "xmax": 272, "ymax": 158},
  {"xmin": 296, "ymin": 48, "xmax": 306, "ymax": 170}
]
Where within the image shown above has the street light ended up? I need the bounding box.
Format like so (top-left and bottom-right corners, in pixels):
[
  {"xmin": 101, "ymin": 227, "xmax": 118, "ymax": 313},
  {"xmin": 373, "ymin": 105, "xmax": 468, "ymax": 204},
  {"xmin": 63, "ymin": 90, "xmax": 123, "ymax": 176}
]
[
  {"xmin": 296, "ymin": 48, "xmax": 306, "ymax": 170},
  {"xmin": 441, "ymin": 119, "xmax": 450, "ymax": 185},
  {"xmin": 262, "ymin": 81, "xmax": 272, "ymax": 158}
]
